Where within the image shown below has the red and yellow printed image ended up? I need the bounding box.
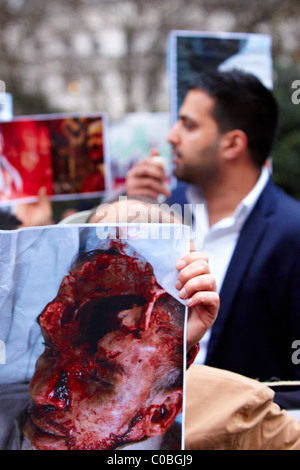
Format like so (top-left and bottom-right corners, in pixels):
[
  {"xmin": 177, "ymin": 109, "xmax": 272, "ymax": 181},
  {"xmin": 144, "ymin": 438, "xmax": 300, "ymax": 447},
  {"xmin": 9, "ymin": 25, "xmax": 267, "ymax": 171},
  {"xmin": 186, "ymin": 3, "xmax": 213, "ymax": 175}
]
[{"xmin": 0, "ymin": 114, "xmax": 107, "ymax": 204}]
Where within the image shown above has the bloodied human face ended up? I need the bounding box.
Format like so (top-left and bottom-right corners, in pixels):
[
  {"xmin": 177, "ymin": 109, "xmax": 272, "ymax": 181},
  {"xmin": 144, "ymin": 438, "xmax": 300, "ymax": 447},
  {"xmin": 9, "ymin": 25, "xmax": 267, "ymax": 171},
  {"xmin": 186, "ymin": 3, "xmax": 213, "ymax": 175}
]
[{"xmin": 24, "ymin": 241, "xmax": 185, "ymax": 450}]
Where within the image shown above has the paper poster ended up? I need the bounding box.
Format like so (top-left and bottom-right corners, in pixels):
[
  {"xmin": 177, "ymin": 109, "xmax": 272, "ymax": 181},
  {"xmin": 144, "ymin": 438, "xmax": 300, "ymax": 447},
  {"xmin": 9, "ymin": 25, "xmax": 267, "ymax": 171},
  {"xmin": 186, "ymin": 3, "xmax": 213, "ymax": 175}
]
[
  {"xmin": 167, "ymin": 31, "xmax": 273, "ymax": 123},
  {"xmin": 0, "ymin": 113, "xmax": 111, "ymax": 205},
  {"xmin": 0, "ymin": 223, "xmax": 190, "ymax": 450},
  {"xmin": 109, "ymin": 112, "xmax": 172, "ymax": 191}
]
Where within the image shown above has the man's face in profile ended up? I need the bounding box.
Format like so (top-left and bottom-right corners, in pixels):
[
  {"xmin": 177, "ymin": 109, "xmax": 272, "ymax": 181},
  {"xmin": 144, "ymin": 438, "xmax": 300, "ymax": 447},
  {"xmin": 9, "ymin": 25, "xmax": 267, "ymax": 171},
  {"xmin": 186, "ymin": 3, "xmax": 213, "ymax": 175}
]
[{"xmin": 24, "ymin": 242, "xmax": 184, "ymax": 450}]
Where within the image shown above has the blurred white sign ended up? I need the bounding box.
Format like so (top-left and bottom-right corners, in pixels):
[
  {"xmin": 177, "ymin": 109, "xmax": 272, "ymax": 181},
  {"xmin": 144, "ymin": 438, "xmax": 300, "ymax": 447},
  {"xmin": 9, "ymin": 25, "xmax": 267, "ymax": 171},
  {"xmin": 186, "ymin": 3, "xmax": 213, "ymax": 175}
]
[
  {"xmin": 109, "ymin": 112, "xmax": 171, "ymax": 190},
  {"xmin": 0, "ymin": 93, "xmax": 13, "ymax": 122},
  {"xmin": 168, "ymin": 30, "xmax": 273, "ymax": 123}
]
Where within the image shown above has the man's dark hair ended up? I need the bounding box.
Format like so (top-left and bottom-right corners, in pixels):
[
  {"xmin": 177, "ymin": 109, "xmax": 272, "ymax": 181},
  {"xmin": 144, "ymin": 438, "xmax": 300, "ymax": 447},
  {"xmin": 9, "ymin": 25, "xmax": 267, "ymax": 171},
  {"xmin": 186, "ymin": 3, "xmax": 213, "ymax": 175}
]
[{"xmin": 189, "ymin": 69, "xmax": 279, "ymax": 167}]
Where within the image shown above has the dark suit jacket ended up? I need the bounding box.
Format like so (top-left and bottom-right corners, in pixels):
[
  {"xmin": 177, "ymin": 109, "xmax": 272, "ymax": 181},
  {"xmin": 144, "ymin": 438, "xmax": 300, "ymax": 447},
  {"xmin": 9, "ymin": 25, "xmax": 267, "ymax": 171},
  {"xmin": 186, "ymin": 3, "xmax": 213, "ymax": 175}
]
[{"xmin": 168, "ymin": 178, "xmax": 300, "ymax": 408}]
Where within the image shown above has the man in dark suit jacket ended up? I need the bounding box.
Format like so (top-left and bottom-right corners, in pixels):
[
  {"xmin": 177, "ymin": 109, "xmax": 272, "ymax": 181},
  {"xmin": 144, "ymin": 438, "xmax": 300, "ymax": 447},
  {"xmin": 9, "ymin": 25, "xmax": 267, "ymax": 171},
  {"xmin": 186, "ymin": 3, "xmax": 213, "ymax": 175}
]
[{"xmin": 125, "ymin": 69, "xmax": 300, "ymax": 409}]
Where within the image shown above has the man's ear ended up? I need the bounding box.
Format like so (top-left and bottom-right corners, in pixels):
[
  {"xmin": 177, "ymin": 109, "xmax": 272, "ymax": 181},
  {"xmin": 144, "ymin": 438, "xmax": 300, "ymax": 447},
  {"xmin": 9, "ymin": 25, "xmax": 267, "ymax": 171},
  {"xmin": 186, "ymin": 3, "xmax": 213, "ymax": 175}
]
[
  {"xmin": 144, "ymin": 389, "xmax": 183, "ymax": 437},
  {"xmin": 221, "ymin": 129, "xmax": 248, "ymax": 161}
]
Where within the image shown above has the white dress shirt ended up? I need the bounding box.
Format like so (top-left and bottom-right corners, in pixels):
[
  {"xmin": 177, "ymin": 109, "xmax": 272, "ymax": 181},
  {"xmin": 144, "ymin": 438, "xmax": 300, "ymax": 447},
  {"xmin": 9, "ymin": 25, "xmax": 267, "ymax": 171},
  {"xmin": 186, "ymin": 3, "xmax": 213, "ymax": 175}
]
[{"xmin": 186, "ymin": 167, "xmax": 270, "ymax": 364}]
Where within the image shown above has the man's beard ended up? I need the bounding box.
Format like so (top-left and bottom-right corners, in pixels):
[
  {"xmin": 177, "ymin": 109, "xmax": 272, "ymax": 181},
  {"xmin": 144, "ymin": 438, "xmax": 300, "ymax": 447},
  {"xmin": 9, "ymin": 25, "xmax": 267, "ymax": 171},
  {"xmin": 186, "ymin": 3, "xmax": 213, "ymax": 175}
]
[{"xmin": 172, "ymin": 148, "xmax": 221, "ymax": 189}]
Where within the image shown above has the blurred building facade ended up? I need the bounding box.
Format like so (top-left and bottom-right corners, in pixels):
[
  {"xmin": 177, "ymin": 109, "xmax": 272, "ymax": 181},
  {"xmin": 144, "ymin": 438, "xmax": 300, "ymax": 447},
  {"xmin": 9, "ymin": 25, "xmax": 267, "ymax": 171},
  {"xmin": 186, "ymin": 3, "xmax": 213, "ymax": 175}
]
[{"xmin": 0, "ymin": 0, "xmax": 299, "ymax": 120}]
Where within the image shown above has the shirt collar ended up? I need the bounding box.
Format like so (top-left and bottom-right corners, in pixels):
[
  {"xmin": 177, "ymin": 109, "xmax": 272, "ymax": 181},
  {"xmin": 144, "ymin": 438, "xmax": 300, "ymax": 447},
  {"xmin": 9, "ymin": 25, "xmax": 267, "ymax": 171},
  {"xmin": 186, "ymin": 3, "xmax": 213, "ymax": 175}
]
[
  {"xmin": 236, "ymin": 166, "xmax": 270, "ymax": 218},
  {"xmin": 186, "ymin": 166, "xmax": 270, "ymax": 233}
]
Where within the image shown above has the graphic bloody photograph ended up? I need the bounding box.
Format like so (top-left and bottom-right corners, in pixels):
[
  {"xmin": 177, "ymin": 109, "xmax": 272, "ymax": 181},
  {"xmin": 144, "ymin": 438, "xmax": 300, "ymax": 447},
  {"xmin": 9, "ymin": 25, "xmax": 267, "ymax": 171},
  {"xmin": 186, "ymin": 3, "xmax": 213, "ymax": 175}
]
[
  {"xmin": 0, "ymin": 225, "xmax": 188, "ymax": 450},
  {"xmin": 0, "ymin": 114, "xmax": 108, "ymax": 204}
]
